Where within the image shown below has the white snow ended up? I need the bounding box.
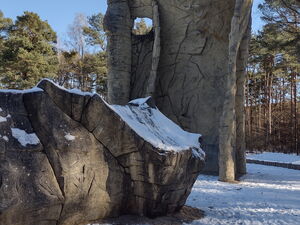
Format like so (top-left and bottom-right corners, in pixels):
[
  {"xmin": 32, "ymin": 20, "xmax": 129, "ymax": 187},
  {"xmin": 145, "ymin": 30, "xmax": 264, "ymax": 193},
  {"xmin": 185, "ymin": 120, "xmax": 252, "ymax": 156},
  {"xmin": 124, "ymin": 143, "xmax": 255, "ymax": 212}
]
[
  {"xmin": 0, "ymin": 114, "xmax": 11, "ymax": 123},
  {"xmin": 109, "ymin": 97, "xmax": 204, "ymax": 157},
  {"xmin": 0, "ymin": 107, "xmax": 2, "ymax": 112},
  {"xmin": 247, "ymin": 152, "xmax": 300, "ymax": 165},
  {"xmin": 0, "ymin": 87, "xmax": 43, "ymax": 94},
  {"xmin": 128, "ymin": 96, "xmax": 151, "ymax": 105},
  {"xmin": 186, "ymin": 164, "xmax": 300, "ymax": 225},
  {"xmin": 0, "ymin": 116, "xmax": 7, "ymax": 123},
  {"xmin": 2, "ymin": 136, "xmax": 9, "ymax": 142},
  {"xmin": 0, "ymin": 79, "xmax": 93, "ymax": 96},
  {"xmin": 11, "ymin": 128, "xmax": 40, "ymax": 147},
  {"xmin": 69, "ymin": 88, "xmax": 94, "ymax": 96},
  {"xmin": 38, "ymin": 79, "xmax": 94, "ymax": 96},
  {"xmin": 0, "ymin": 134, "xmax": 9, "ymax": 142},
  {"xmin": 64, "ymin": 133, "xmax": 76, "ymax": 141}
]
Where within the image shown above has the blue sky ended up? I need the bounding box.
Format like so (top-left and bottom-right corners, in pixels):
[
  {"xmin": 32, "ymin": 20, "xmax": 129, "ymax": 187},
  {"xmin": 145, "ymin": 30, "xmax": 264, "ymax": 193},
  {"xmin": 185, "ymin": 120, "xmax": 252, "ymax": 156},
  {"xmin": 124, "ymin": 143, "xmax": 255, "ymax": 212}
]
[
  {"xmin": 1, "ymin": 0, "xmax": 264, "ymax": 37},
  {"xmin": 1, "ymin": 0, "xmax": 107, "ymax": 37}
]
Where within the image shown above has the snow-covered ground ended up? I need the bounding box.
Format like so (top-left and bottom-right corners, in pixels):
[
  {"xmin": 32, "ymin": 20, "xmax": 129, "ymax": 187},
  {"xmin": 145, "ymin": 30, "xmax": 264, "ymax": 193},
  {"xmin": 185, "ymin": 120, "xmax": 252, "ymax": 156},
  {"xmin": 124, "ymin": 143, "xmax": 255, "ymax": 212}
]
[
  {"xmin": 247, "ymin": 152, "xmax": 300, "ymax": 165},
  {"xmin": 187, "ymin": 164, "xmax": 300, "ymax": 225}
]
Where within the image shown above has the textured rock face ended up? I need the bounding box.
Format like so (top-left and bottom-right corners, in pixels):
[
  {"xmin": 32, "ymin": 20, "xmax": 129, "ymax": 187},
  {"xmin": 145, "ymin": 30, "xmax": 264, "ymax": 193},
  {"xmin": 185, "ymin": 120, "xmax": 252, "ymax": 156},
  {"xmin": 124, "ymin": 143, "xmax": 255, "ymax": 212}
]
[
  {"xmin": 131, "ymin": 31, "xmax": 154, "ymax": 99},
  {"xmin": 105, "ymin": 0, "xmax": 237, "ymax": 173},
  {"xmin": 0, "ymin": 80, "xmax": 205, "ymax": 225}
]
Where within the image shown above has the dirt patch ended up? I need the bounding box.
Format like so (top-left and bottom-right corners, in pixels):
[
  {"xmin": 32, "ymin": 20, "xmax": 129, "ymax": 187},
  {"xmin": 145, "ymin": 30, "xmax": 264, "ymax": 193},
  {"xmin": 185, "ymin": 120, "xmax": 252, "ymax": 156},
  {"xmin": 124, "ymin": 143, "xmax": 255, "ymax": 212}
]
[{"xmin": 95, "ymin": 206, "xmax": 205, "ymax": 225}]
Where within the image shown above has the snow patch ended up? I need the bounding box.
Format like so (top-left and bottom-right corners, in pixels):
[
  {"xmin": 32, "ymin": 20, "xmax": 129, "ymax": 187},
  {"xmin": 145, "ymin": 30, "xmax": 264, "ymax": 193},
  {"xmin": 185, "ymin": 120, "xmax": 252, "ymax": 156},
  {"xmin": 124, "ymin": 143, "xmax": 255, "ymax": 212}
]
[
  {"xmin": 247, "ymin": 152, "xmax": 300, "ymax": 165},
  {"xmin": 69, "ymin": 88, "xmax": 94, "ymax": 96},
  {"xmin": 38, "ymin": 79, "xmax": 94, "ymax": 96},
  {"xmin": 0, "ymin": 87, "xmax": 43, "ymax": 94},
  {"xmin": 0, "ymin": 135, "xmax": 9, "ymax": 142},
  {"xmin": 0, "ymin": 107, "xmax": 2, "ymax": 112},
  {"xmin": 2, "ymin": 136, "xmax": 9, "ymax": 142},
  {"xmin": 109, "ymin": 97, "xmax": 204, "ymax": 157},
  {"xmin": 0, "ymin": 114, "xmax": 11, "ymax": 123},
  {"xmin": 65, "ymin": 133, "xmax": 76, "ymax": 141},
  {"xmin": 0, "ymin": 116, "xmax": 7, "ymax": 123},
  {"xmin": 11, "ymin": 128, "xmax": 40, "ymax": 147},
  {"xmin": 185, "ymin": 164, "xmax": 300, "ymax": 225},
  {"xmin": 129, "ymin": 96, "xmax": 152, "ymax": 105}
]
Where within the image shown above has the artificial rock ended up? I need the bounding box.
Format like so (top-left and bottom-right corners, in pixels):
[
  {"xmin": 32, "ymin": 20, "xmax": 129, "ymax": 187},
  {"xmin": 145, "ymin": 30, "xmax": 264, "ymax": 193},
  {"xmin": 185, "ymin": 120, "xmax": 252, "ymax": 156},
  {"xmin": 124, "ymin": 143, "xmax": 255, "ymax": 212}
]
[{"xmin": 0, "ymin": 79, "xmax": 205, "ymax": 225}]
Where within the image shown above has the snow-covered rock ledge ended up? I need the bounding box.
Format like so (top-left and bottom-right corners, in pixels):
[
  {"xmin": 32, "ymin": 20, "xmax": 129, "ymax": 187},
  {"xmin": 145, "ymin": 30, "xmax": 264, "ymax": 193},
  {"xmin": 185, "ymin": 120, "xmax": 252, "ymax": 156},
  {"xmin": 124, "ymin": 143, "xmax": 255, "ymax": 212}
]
[{"xmin": 0, "ymin": 79, "xmax": 205, "ymax": 225}]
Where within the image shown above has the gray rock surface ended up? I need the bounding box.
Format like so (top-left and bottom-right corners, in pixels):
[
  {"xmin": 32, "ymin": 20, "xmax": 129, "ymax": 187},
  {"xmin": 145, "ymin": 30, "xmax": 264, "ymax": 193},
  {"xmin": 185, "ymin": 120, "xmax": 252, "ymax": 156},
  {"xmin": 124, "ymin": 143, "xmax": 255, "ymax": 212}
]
[
  {"xmin": 0, "ymin": 80, "xmax": 205, "ymax": 225},
  {"xmin": 105, "ymin": 0, "xmax": 250, "ymax": 174}
]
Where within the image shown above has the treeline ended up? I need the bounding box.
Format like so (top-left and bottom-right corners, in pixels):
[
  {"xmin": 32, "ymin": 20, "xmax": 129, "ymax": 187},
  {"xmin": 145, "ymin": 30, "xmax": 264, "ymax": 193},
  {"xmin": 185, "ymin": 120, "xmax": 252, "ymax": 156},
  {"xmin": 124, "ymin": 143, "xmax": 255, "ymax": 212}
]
[
  {"xmin": 245, "ymin": 0, "xmax": 299, "ymax": 154},
  {"xmin": 0, "ymin": 11, "xmax": 107, "ymax": 94}
]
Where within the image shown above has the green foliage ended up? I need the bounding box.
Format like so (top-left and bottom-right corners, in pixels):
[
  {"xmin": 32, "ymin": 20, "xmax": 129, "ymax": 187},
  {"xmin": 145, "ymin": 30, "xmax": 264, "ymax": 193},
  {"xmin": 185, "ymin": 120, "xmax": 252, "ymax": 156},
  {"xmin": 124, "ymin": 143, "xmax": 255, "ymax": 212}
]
[
  {"xmin": 0, "ymin": 11, "xmax": 58, "ymax": 89},
  {"xmin": 246, "ymin": 0, "xmax": 300, "ymax": 153},
  {"xmin": 57, "ymin": 50, "xmax": 107, "ymax": 93},
  {"xmin": 0, "ymin": 11, "xmax": 12, "ymax": 41},
  {"xmin": 83, "ymin": 13, "xmax": 106, "ymax": 51},
  {"xmin": 82, "ymin": 52, "xmax": 107, "ymax": 93},
  {"xmin": 259, "ymin": 0, "xmax": 300, "ymax": 61},
  {"xmin": 57, "ymin": 13, "xmax": 107, "ymax": 94}
]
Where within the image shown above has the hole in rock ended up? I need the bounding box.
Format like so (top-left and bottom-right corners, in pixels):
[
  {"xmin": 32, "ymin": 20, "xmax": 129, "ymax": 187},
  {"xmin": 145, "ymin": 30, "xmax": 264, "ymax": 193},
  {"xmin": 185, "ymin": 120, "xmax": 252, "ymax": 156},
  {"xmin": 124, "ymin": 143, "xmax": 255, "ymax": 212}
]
[{"xmin": 132, "ymin": 17, "xmax": 153, "ymax": 35}]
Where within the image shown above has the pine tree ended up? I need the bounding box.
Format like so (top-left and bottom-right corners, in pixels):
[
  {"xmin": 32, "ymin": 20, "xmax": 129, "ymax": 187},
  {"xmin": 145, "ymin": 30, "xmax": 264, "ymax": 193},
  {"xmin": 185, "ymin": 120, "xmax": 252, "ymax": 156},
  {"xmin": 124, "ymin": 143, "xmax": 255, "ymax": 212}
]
[
  {"xmin": 0, "ymin": 11, "xmax": 12, "ymax": 44},
  {"xmin": 83, "ymin": 13, "xmax": 106, "ymax": 51},
  {"xmin": 245, "ymin": 0, "xmax": 300, "ymax": 154},
  {"xmin": 0, "ymin": 11, "xmax": 58, "ymax": 89}
]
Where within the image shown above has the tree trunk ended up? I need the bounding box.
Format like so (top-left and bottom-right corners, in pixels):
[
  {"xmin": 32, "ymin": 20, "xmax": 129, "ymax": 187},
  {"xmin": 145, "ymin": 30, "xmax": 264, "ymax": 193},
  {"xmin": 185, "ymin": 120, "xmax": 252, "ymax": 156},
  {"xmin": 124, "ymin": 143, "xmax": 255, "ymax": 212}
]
[
  {"xmin": 291, "ymin": 73, "xmax": 294, "ymax": 151},
  {"xmin": 268, "ymin": 71, "xmax": 273, "ymax": 148},
  {"xmin": 293, "ymin": 71, "xmax": 298, "ymax": 154}
]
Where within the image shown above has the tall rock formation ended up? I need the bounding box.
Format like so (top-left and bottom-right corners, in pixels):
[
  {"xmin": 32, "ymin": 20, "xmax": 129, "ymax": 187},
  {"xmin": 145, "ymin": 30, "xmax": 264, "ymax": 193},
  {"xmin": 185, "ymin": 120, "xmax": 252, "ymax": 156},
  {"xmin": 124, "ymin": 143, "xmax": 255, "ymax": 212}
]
[{"xmin": 105, "ymin": 0, "xmax": 253, "ymax": 175}]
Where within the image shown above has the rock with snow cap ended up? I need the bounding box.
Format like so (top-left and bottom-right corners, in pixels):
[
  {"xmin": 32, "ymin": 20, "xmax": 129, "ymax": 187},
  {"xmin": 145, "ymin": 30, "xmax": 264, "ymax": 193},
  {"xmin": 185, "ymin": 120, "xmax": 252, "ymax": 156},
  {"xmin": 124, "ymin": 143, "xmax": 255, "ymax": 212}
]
[{"xmin": 0, "ymin": 79, "xmax": 205, "ymax": 225}]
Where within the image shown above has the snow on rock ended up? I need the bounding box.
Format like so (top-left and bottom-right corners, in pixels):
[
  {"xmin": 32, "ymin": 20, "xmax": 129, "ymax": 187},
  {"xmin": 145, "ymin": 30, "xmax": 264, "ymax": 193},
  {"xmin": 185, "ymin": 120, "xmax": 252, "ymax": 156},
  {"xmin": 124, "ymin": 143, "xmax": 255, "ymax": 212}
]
[
  {"xmin": 11, "ymin": 128, "xmax": 40, "ymax": 147},
  {"xmin": 128, "ymin": 96, "xmax": 152, "ymax": 105},
  {"xmin": 0, "ymin": 116, "xmax": 7, "ymax": 123},
  {"xmin": 37, "ymin": 78, "xmax": 94, "ymax": 96},
  {"xmin": 0, "ymin": 114, "xmax": 11, "ymax": 123},
  {"xmin": 64, "ymin": 133, "xmax": 76, "ymax": 141},
  {"xmin": 2, "ymin": 136, "xmax": 9, "ymax": 142},
  {"xmin": 0, "ymin": 135, "xmax": 9, "ymax": 142},
  {"xmin": 109, "ymin": 97, "xmax": 204, "ymax": 157},
  {"xmin": 0, "ymin": 87, "xmax": 43, "ymax": 94},
  {"xmin": 35, "ymin": 80, "xmax": 204, "ymax": 156},
  {"xmin": 247, "ymin": 152, "xmax": 300, "ymax": 165}
]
